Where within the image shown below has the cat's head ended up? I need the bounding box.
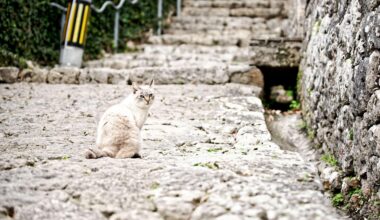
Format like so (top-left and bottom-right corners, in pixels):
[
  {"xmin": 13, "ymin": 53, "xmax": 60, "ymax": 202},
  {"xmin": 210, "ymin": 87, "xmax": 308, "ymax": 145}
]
[{"xmin": 131, "ymin": 80, "xmax": 155, "ymax": 108}]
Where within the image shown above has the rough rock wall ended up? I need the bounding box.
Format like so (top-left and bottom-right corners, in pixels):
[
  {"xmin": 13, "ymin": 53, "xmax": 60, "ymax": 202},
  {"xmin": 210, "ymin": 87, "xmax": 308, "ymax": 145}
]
[{"xmin": 300, "ymin": 0, "xmax": 380, "ymax": 217}]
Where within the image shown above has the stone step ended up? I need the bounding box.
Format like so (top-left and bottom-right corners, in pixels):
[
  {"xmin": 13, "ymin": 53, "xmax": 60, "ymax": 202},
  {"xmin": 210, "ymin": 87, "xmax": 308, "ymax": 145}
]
[
  {"xmin": 16, "ymin": 64, "xmax": 257, "ymax": 85},
  {"xmin": 170, "ymin": 16, "xmax": 255, "ymax": 30},
  {"xmin": 86, "ymin": 59, "xmax": 231, "ymax": 70},
  {"xmin": 183, "ymin": 0, "xmax": 288, "ymax": 10},
  {"xmin": 85, "ymin": 53, "xmax": 237, "ymax": 69},
  {"xmin": 110, "ymin": 52, "xmax": 235, "ymax": 62},
  {"xmin": 148, "ymin": 34, "xmax": 250, "ymax": 47},
  {"xmin": 185, "ymin": 0, "xmax": 269, "ymax": 8},
  {"xmin": 182, "ymin": 6, "xmax": 287, "ymax": 18},
  {"xmin": 250, "ymin": 38, "xmax": 302, "ymax": 67},
  {"xmin": 166, "ymin": 16, "xmax": 286, "ymax": 38},
  {"xmin": 165, "ymin": 29, "xmax": 253, "ymax": 38},
  {"xmin": 166, "ymin": 26, "xmax": 281, "ymax": 39},
  {"xmin": 141, "ymin": 44, "xmax": 253, "ymax": 62}
]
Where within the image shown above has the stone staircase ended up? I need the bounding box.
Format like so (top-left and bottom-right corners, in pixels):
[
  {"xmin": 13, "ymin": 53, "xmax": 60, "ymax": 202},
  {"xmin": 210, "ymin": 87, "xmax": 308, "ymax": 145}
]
[
  {"xmin": 1, "ymin": 0, "xmax": 301, "ymax": 85},
  {"xmin": 82, "ymin": 0, "xmax": 296, "ymax": 82},
  {"xmin": 80, "ymin": 0, "xmax": 292, "ymax": 86}
]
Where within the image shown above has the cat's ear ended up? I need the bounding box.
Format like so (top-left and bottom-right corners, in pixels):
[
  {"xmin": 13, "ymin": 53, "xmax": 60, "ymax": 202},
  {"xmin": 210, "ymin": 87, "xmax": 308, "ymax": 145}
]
[
  {"xmin": 149, "ymin": 79, "xmax": 154, "ymax": 87},
  {"xmin": 132, "ymin": 82, "xmax": 139, "ymax": 94}
]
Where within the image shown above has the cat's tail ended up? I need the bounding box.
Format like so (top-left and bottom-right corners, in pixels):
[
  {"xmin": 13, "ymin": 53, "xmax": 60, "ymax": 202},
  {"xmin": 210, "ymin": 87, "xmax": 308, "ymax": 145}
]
[{"xmin": 85, "ymin": 147, "xmax": 107, "ymax": 159}]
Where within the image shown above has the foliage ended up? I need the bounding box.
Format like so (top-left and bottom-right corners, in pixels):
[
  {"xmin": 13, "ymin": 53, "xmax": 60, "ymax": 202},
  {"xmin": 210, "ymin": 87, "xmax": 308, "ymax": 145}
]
[
  {"xmin": 207, "ymin": 147, "xmax": 223, "ymax": 153},
  {"xmin": 321, "ymin": 153, "xmax": 338, "ymax": 167},
  {"xmin": 0, "ymin": 0, "xmax": 175, "ymax": 67},
  {"xmin": 349, "ymin": 129, "xmax": 354, "ymax": 141},
  {"xmin": 289, "ymin": 100, "xmax": 301, "ymax": 110},
  {"xmin": 0, "ymin": 48, "xmax": 28, "ymax": 68},
  {"xmin": 332, "ymin": 193, "xmax": 344, "ymax": 207},
  {"xmin": 349, "ymin": 188, "xmax": 362, "ymax": 197},
  {"xmin": 0, "ymin": 0, "xmax": 63, "ymax": 67},
  {"xmin": 286, "ymin": 90, "xmax": 294, "ymax": 98}
]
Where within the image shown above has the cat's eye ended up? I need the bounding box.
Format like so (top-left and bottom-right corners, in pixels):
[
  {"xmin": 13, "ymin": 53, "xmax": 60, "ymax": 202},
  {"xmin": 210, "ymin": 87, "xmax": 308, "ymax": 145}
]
[{"xmin": 139, "ymin": 95, "xmax": 144, "ymax": 99}]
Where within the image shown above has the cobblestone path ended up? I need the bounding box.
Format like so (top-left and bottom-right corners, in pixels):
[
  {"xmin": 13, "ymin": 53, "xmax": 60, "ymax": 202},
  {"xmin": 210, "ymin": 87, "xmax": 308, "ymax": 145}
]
[{"xmin": 0, "ymin": 0, "xmax": 347, "ymax": 219}]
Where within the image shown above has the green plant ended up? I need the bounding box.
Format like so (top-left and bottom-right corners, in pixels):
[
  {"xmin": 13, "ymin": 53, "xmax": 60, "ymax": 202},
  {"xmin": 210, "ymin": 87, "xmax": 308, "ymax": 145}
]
[
  {"xmin": 343, "ymin": 203, "xmax": 350, "ymax": 211},
  {"xmin": 349, "ymin": 129, "xmax": 354, "ymax": 141},
  {"xmin": 207, "ymin": 147, "xmax": 223, "ymax": 153},
  {"xmin": 332, "ymin": 193, "xmax": 344, "ymax": 207},
  {"xmin": 321, "ymin": 153, "xmax": 338, "ymax": 167},
  {"xmin": 286, "ymin": 90, "xmax": 294, "ymax": 99},
  {"xmin": 289, "ymin": 100, "xmax": 301, "ymax": 110},
  {"xmin": 61, "ymin": 155, "xmax": 70, "ymax": 160},
  {"xmin": 349, "ymin": 188, "xmax": 362, "ymax": 197},
  {"xmin": 0, "ymin": 0, "xmax": 63, "ymax": 67},
  {"xmin": 150, "ymin": 182, "xmax": 160, "ymax": 189},
  {"xmin": 0, "ymin": 0, "xmax": 176, "ymax": 67}
]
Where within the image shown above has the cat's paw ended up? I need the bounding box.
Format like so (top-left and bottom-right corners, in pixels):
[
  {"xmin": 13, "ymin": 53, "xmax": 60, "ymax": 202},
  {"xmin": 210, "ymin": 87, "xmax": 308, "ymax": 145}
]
[{"xmin": 85, "ymin": 148, "xmax": 97, "ymax": 159}]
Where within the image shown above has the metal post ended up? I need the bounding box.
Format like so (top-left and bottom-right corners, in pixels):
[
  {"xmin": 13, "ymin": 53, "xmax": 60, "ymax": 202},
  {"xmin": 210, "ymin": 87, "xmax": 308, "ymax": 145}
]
[
  {"xmin": 114, "ymin": 10, "xmax": 120, "ymax": 52},
  {"xmin": 157, "ymin": 0, "xmax": 163, "ymax": 35},
  {"xmin": 177, "ymin": 0, "xmax": 181, "ymax": 16},
  {"xmin": 60, "ymin": 14, "xmax": 66, "ymax": 39},
  {"xmin": 59, "ymin": 0, "xmax": 92, "ymax": 67},
  {"xmin": 51, "ymin": 0, "xmax": 138, "ymax": 66}
]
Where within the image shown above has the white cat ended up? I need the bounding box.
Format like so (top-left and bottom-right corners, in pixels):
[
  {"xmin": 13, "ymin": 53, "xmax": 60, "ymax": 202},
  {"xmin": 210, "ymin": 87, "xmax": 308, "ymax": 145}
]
[{"xmin": 85, "ymin": 80, "xmax": 155, "ymax": 159}]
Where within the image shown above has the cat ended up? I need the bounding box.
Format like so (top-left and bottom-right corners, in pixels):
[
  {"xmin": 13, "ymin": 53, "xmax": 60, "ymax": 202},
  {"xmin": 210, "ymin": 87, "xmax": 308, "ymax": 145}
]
[{"xmin": 85, "ymin": 80, "xmax": 155, "ymax": 159}]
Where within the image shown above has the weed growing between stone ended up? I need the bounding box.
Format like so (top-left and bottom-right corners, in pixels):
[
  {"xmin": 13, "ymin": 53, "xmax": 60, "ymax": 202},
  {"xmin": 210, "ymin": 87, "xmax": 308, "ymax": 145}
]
[
  {"xmin": 321, "ymin": 154, "xmax": 338, "ymax": 167},
  {"xmin": 207, "ymin": 147, "xmax": 223, "ymax": 153},
  {"xmin": 321, "ymin": 158, "xmax": 375, "ymax": 218},
  {"xmin": 332, "ymin": 193, "xmax": 344, "ymax": 207},
  {"xmin": 289, "ymin": 100, "xmax": 301, "ymax": 111}
]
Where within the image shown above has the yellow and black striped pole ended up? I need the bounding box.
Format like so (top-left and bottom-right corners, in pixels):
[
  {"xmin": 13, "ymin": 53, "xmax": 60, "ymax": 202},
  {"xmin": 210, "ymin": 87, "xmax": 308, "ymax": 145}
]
[{"xmin": 59, "ymin": 0, "xmax": 91, "ymax": 67}]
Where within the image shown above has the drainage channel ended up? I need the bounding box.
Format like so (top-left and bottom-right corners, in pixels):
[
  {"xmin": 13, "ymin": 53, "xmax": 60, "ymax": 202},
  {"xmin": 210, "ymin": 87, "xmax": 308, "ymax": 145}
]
[
  {"xmin": 259, "ymin": 66, "xmax": 349, "ymax": 218},
  {"xmin": 258, "ymin": 65, "xmax": 320, "ymax": 160}
]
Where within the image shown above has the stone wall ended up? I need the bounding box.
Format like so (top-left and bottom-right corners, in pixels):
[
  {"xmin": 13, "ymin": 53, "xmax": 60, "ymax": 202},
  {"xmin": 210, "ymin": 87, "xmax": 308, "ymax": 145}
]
[{"xmin": 300, "ymin": 0, "xmax": 380, "ymax": 217}]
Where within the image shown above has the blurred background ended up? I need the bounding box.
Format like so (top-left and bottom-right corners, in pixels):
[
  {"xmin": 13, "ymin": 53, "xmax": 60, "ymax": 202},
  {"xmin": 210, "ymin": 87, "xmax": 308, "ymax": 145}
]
[{"xmin": 0, "ymin": 0, "xmax": 176, "ymax": 67}]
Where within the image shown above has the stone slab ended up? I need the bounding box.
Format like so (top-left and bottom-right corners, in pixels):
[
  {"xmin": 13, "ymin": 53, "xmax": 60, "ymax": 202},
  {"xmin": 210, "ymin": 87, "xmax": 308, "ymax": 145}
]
[
  {"xmin": 250, "ymin": 38, "xmax": 302, "ymax": 67},
  {"xmin": 0, "ymin": 83, "xmax": 346, "ymax": 219}
]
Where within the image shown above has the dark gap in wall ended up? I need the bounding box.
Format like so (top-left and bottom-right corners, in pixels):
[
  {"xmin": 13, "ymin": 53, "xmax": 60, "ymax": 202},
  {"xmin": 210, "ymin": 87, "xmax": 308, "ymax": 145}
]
[{"xmin": 259, "ymin": 66, "xmax": 299, "ymax": 111}]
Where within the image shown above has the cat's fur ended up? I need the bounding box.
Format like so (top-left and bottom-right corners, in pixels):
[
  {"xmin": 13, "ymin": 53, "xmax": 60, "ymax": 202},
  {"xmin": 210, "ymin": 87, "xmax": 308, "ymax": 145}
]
[{"xmin": 85, "ymin": 81, "xmax": 155, "ymax": 159}]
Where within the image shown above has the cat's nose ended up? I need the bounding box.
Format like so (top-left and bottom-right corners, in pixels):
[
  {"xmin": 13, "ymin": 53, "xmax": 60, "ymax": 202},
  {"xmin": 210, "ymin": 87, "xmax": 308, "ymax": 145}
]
[{"xmin": 144, "ymin": 97, "xmax": 150, "ymax": 104}]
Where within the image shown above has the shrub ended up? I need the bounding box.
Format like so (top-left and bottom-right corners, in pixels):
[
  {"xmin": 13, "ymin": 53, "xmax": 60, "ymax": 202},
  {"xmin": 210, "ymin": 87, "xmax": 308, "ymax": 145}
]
[{"xmin": 0, "ymin": 0, "xmax": 175, "ymax": 67}]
